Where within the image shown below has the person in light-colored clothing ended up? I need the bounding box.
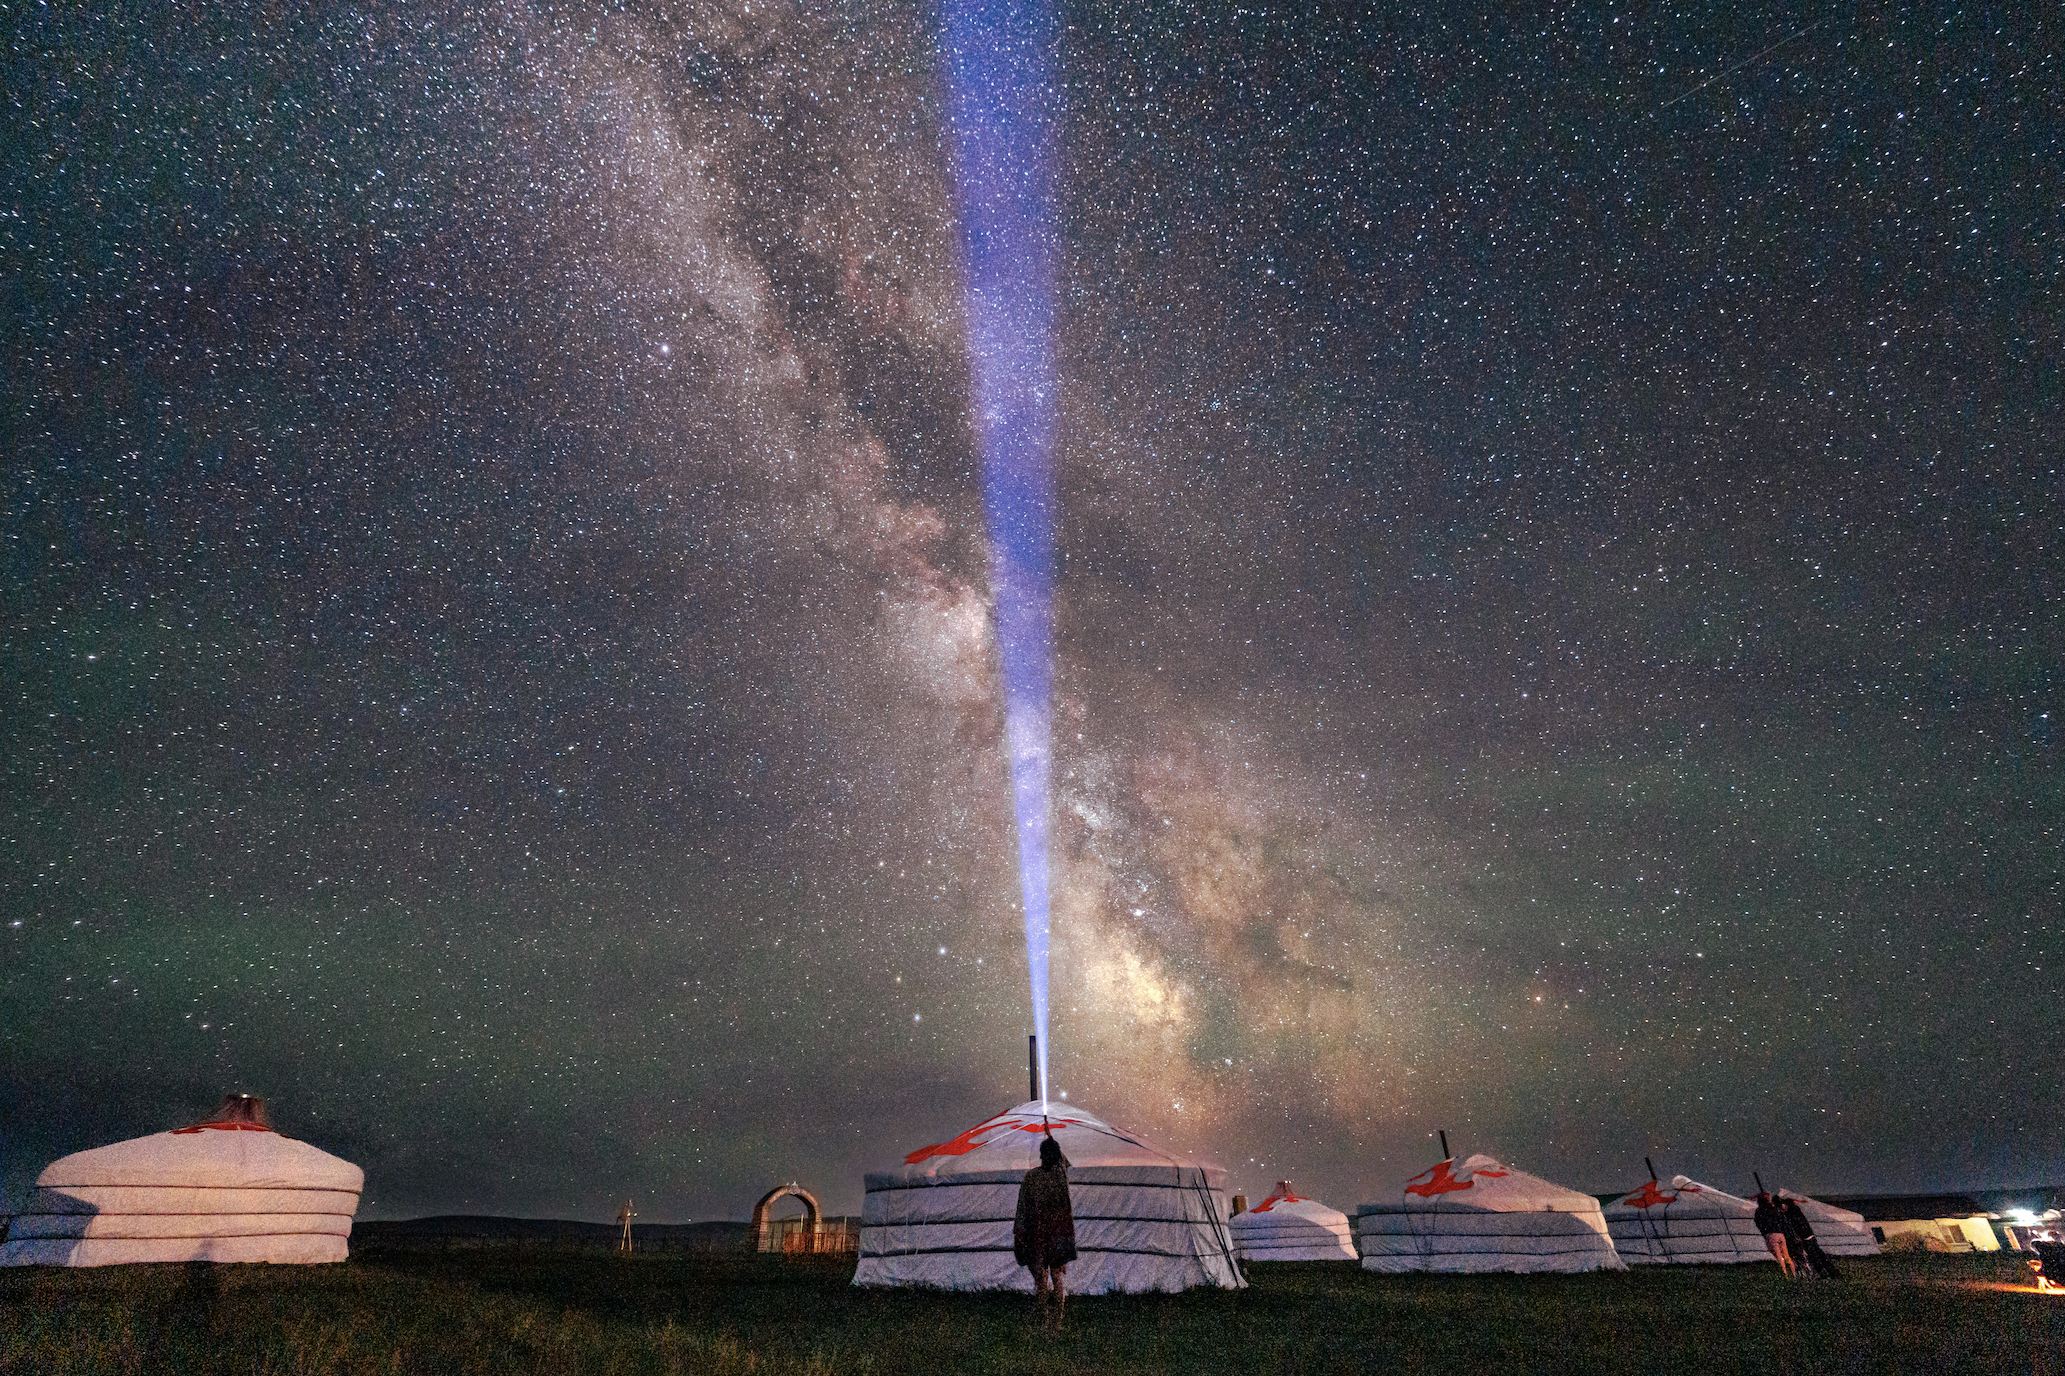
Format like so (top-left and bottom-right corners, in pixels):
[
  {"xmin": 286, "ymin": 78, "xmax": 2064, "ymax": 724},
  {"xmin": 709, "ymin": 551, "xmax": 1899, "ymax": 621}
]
[{"xmin": 1753, "ymin": 1191, "xmax": 1796, "ymax": 1278}]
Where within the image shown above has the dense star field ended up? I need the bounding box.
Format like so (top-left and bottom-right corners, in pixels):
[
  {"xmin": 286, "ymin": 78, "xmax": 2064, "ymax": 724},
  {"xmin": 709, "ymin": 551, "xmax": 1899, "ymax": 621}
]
[{"xmin": 3, "ymin": 1, "xmax": 2058, "ymax": 1222}]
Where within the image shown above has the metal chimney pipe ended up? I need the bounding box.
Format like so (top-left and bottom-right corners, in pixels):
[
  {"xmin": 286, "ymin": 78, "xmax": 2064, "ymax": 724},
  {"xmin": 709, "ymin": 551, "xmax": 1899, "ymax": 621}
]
[
  {"xmin": 1438, "ymin": 1130, "xmax": 1450, "ymax": 1159},
  {"xmin": 1029, "ymin": 1034, "xmax": 1040, "ymax": 1104}
]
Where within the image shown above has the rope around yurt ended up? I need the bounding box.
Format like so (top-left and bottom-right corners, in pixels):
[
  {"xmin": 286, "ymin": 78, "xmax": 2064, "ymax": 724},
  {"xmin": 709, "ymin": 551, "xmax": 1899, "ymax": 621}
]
[{"xmin": 1178, "ymin": 1164, "xmax": 1243, "ymax": 1283}]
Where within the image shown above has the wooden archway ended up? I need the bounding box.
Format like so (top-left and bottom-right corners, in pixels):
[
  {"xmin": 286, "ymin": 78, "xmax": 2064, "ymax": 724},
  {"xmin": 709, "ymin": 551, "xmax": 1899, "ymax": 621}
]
[{"xmin": 751, "ymin": 1182, "xmax": 822, "ymax": 1253}]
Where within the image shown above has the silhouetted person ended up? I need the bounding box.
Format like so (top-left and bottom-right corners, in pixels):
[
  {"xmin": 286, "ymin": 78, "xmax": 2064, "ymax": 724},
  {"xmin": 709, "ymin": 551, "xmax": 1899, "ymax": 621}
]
[
  {"xmin": 1015, "ymin": 1134, "xmax": 1077, "ymax": 1328},
  {"xmin": 2029, "ymin": 1236, "xmax": 2065, "ymax": 1292},
  {"xmin": 1754, "ymin": 1192, "xmax": 1796, "ymax": 1279},
  {"xmin": 1782, "ymin": 1195, "xmax": 1840, "ymax": 1279}
]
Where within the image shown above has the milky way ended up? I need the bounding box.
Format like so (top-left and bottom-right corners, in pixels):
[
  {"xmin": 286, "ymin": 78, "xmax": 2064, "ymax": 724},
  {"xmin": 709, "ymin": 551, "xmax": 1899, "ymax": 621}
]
[{"xmin": 3, "ymin": 1, "xmax": 2058, "ymax": 1222}]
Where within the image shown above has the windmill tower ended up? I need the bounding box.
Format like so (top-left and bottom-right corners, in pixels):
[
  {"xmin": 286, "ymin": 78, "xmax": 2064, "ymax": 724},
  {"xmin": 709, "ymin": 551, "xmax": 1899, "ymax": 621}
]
[{"xmin": 617, "ymin": 1197, "xmax": 636, "ymax": 1254}]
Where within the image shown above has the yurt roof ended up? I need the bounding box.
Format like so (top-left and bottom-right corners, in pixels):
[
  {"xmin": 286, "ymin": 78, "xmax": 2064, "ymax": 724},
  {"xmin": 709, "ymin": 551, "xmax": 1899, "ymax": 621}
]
[
  {"xmin": 1367, "ymin": 1154, "xmax": 1602, "ymax": 1213},
  {"xmin": 1777, "ymin": 1190, "xmax": 1868, "ymax": 1225},
  {"xmin": 1239, "ymin": 1181, "xmax": 1346, "ymax": 1223},
  {"xmin": 1249, "ymin": 1181, "xmax": 1309, "ymax": 1211},
  {"xmin": 870, "ymin": 1101, "xmax": 1225, "ymax": 1185},
  {"xmin": 36, "ymin": 1095, "xmax": 363, "ymax": 1194},
  {"xmin": 1607, "ymin": 1175, "xmax": 1753, "ymax": 1216}
]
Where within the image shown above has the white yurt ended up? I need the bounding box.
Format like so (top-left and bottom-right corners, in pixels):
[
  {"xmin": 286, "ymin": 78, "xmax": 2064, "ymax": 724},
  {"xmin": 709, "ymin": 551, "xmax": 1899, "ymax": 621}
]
[
  {"xmin": 854, "ymin": 1100, "xmax": 1243, "ymax": 1293},
  {"xmin": 1605, "ymin": 1176, "xmax": 1770, "ymax": 1264},
  {"xmin": 1230, "ymin": 1181, "xmax": 1357, "ymax": 1262},
  {"xmin": 0, "ymin": 1095, "xmax": 363, "ymax": 1266},
  {"xmin": 1355, "ymin": 1153, "xmax": 1625, "ymax": 1274},
  {"xmin": 1779, "ymin": 1190, "xmax": 1882, "ymax": 1257}
]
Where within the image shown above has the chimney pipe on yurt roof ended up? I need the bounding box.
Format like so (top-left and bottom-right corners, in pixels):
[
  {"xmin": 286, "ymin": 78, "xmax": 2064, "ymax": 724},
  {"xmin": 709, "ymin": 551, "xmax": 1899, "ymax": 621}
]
[
  {"xmin": 1438, "ymin": 1129, "xmax": 1450, "ymax": 1160},
  {"xmin": 1028, "ymin": 1034, "xmax": 1041, "ymax": 1104}
]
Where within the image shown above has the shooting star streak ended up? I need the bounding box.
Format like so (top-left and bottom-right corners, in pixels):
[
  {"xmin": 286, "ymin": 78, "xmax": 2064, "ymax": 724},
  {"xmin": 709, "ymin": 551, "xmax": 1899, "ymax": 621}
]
[{"xmin": 1660, "ymin": 17, "xmax": 1832, "ymax": 109}]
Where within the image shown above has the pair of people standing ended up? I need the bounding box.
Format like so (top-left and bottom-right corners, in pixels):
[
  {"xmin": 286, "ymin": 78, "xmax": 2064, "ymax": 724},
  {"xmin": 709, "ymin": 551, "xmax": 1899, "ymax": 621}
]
[{"xmin": 1754, "ymin": 1190, "xmax": 1840, "ymax": 1280}]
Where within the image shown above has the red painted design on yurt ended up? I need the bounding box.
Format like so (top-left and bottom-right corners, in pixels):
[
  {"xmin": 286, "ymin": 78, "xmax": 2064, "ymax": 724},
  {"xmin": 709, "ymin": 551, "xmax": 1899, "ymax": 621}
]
[
  {"xmin": 1619, "ymin": 1179, "xmax": 1677, "ymax": 1210},
  {"xmin": 1404, "ymin": 1159, "xmax": 1513, "ymax": 1198},
  {"xmin": 1405, "ymin": 1160, "xmax": 1475, "ymax": 1197},
  {"xmin": 1251, "ymin": 1182, "xmax": 1306, "ymax": 1212},
  {"xmin": 172, "ymin": 1094, "xmax": 276, "ymax": 1135},
  {"xmin": 903, "ymin": 1112, "xmax": 1094, "ymax": 1164}
]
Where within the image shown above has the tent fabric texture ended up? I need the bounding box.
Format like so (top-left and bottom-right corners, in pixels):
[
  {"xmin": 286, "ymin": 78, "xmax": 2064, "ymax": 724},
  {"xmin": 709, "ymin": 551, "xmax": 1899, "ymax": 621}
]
[
  {"xmin": 854, "ymin": 1100, "xmax": 1244, "ymax": 1294},
  {"xmin": 0, "ymin": 1096, "xmax": 363, "ymax": 1266},
  {"xmin": 1779, "ymin": 1190, "xmax": 1882, "ymax": 1257},
  {"xmin": 1605, "ymin": 1175, "xmax": 1772, "ymax": 1264},
  {"xmin": 1230, "ymin": 1181, "xmax": 1357, "ymax": 1262},
  {"xmin": 1355, "ymin": 1154, "xmax": 1625, "ymax": 1274}
]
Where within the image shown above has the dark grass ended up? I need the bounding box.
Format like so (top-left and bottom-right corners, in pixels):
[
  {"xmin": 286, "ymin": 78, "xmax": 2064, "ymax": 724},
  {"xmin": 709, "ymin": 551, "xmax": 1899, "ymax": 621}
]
[{"xmin": 2, "ymin": 1245, "xmax": 2059, "ymax": 1375}]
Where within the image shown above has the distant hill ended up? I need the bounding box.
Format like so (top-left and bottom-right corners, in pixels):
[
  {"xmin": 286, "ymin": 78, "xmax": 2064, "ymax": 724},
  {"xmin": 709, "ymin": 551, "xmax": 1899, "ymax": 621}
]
[
  {"xmin": 1818, "ymin": 1186, "xmax": 2065, "ymax": 1222},
  {"xmin": 353, "ymin": 1216, "xmax": 754, "ymax": 1247}
]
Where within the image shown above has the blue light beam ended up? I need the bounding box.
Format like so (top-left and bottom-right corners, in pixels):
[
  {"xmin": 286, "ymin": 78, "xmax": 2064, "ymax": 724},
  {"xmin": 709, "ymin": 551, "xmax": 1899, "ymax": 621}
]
[{"xmin": 941, "ymin": 0, "xmax": 1059, "ymax": 1107}]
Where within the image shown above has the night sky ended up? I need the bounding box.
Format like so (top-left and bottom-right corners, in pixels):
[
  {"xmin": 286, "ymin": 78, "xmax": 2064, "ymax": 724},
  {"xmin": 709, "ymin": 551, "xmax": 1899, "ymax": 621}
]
[{"xmin": 4, "ymin": 1, "xmax": 2059, "ymax": 1223}]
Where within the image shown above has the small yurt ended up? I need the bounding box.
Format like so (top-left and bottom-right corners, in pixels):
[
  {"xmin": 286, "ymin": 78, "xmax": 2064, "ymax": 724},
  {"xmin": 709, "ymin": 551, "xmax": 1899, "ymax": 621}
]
[
  {"xmin": 1605, "ymin": 1175, "xmax": 1769, "ymax": 1264},
  {"xmin": 854, "ymin": 1100, "xmax": 1243, "ymax": 1293},
  {"xmin": 0, "ymin": 1095, "xmax": 362, "ymax": 1266},
  {"xmin": 1779, "ymin": 1190, "xmax": 1881, "ymax": 1257},
  {"xmin": 1355, "ymin": 1153, "xmax": 1624, "ymax": 1273},
  {"xmin": 1230, "ymin": 1181, "xmax": 1357, "ymax": 1262}
]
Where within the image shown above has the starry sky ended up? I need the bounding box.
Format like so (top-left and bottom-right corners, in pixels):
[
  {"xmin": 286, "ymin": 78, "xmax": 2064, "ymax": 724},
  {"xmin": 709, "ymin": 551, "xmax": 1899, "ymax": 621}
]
[{"xmin": 3, "ymin": 1, "xmax": 2058, "ymax": 1222}]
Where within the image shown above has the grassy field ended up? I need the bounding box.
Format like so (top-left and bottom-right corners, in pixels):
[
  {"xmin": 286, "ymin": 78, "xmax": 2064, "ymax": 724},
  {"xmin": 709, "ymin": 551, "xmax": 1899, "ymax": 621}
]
[{"xmin": 2, "ymin": 1244, "xmax": 2059, "ymax": 1375}]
